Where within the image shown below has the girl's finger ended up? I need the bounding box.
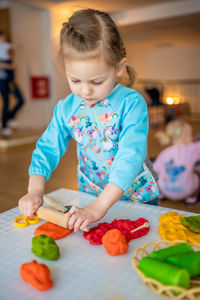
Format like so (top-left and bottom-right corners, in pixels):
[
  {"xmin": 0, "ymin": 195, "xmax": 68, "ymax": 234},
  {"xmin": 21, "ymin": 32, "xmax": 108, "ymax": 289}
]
[
  {"xmin": 24, "ymin": 206, "xmax": 29, "ymax": 217},
  {"xmin": 65, "ymin": 205, "xmax": 78, "ymax": 217},
  {"xmin": 68, "ymin": 213, "xmax": 79, "ymax": 230},
  {"xmin": 73, "ymin": 217, "xmax": 86, "ymax": 232},
  {"xmin": 80, "ymin": 219, "xmax": 90, "ymax": 232},
  {"xmin": 28, "ymin": 206, "xmax": 34, "ymax": 218}
]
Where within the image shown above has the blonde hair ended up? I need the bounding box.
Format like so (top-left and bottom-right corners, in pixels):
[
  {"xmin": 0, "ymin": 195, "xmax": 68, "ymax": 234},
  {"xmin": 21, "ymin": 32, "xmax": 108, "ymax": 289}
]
[
  {"xmin": 155, "ymin": 119, "xmax": 192, "ymax": 146},
  {"xmin": 59, "ymin": 9, "xmax": 135, "ymax": 87}
]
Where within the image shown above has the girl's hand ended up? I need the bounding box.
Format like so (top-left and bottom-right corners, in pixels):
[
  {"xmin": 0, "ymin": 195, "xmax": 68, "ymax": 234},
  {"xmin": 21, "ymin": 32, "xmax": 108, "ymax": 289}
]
[
  {"xmin": 65, "ymin": 200, "xmax": 108, "ymax": 232},
  {"xmin": 18, "ymin": 191, "xmax": 43, "ymax": 217}
]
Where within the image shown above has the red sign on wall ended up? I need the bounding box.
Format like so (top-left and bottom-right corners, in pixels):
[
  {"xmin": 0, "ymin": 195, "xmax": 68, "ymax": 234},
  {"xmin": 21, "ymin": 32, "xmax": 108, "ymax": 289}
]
[{"xmin": 31, "ymin": 77, "xmax": 49, "ymax": 99}]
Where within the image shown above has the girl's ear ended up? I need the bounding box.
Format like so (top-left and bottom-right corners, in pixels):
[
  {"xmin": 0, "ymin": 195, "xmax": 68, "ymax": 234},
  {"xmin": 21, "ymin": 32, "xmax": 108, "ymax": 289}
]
[{"xmin": 116, "ymin": 57, "xmax": 128, "ymax": 77}]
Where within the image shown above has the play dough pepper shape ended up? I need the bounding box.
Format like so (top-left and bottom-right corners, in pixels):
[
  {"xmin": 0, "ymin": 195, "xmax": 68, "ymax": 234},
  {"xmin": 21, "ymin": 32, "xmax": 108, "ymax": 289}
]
[
  {"xmin": 20, "ymin": 260, "xmax": 53, "ymax": 291},
  {"xmin": 32, "ymin": 234, "xmax": 60, "ymax": 260}
]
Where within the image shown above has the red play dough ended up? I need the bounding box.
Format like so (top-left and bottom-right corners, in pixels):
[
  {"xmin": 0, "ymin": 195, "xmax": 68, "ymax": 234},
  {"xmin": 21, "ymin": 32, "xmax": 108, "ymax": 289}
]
[
  {"xmin": 20, "ymin": 260, "xmax": 53, "ymax": 291},
  {"xmin": 34, "ymin": 221, "xmax": 73, "ymax": 240},
  {"xmin": 102, "ymin": 229, "xmax": 129, "ymax": 256},
  {"xmin": 111, "ymin": 218, "xmax": 149, "ymax": 241},
  {"xmin": 83, "ymin": 218, "xmax": 149, "ymax": 245},
  {"xmin": 83, "ymin": 222, "xmax": 113, "ymax": 245}
]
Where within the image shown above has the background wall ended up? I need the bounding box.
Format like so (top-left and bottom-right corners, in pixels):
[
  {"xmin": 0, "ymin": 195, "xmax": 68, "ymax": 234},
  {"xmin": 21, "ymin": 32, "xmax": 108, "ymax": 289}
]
[
  {"xmin": 146, "ymin": 45, "xmax": 200, "ymax": 80},
  {"xmin": 126, "ymin": 41, "xmax": 200, "ymax": 80}
]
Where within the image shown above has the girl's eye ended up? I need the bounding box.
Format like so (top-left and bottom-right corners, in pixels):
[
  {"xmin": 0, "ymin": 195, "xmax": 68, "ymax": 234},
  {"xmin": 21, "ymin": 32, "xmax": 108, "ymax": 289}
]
[
  {"xmin": 71, "ymin": 80, "xmax": 80, "ymax": 83},
  {"xmin": 93, "ymin": 81, "xmax": 103, "ymax": 85}
]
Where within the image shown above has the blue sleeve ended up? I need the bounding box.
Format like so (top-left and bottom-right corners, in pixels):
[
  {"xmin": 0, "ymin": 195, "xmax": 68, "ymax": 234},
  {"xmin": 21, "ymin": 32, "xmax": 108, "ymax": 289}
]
[
  {"xmin": 109, "ymin": 94, "xmax": 148, "ymax": 192},
  {"xmin": 29, "ymin": 100, "xmax": 71, "ymax": 180}
]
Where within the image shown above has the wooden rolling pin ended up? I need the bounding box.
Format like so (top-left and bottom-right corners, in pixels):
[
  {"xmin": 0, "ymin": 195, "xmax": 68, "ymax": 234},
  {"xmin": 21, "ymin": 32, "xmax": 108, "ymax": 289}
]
[
  {"xmin": 37, "ymin": 196, "xmax": 90, "ymax": 231},
  {"xmin": 43, "ymin": 195, "xmax": 69, "ymax": 213},
  {"xmin": 37, "ymin": 206, "xmax": 70, "ymax": 228}
]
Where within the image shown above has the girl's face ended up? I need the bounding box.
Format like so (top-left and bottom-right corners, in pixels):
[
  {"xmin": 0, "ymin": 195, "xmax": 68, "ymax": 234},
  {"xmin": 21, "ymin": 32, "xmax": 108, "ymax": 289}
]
[{"xmin": 64, "ymin": 53, "xmax": 125, "ymax": 105}]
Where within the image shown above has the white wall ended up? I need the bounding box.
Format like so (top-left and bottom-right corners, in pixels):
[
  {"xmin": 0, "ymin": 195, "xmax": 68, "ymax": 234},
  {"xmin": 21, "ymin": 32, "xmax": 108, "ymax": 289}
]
[
  {"xmin": 146, "ymin": 45, "xmax": 200, "ymax": 80},
  {"xmin": 125, "ymin": 41, "xmax": 200, "ymax": 80},
  {"xmin": 125, "ymin": 41, "xmax": 147, "ymax": 79}
]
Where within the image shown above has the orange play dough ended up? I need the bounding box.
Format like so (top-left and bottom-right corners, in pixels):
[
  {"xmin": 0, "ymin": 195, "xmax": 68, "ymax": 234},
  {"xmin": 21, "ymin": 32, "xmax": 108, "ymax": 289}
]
[
  {"xmin": 102, "ymin": 229, "xmax": 129, "ymax": 256},
  {"xmin": 20, "ymin": 260, "xmax": 53, "ymax": 291},
  {"xmin": 34, "ymin": 221, "xmax": 73, "ymax": 240}
]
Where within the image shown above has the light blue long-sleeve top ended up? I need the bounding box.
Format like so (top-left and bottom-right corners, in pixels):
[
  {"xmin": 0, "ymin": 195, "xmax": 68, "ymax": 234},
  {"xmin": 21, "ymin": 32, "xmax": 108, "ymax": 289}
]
[{"xmin": 29, "ymin": 84, "xmax": 158, "ymax": 201}]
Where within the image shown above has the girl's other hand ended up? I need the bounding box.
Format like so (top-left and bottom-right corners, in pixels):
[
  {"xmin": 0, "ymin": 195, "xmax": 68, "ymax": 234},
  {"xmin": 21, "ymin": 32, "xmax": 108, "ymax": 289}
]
[
  {"xmin": 18, "ymin": 191, "xmax": 43, "ymax": 217},
  {"xmin": 65, "ymin": 200, "xmax": 108, "ymax": 232}
]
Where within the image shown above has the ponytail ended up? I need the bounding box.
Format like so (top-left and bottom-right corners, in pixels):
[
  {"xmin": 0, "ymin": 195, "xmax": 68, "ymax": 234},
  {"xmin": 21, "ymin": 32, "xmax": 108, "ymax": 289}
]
[{"xmin": 120, "ymin": 65, "xmax": 136, "ymax": 88}]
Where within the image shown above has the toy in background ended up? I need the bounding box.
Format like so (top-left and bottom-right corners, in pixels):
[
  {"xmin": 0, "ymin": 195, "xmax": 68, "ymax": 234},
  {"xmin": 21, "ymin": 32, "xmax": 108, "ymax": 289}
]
[{"xmin": 153, "ymin": 119, "xmax": 200, "ymax": 205}]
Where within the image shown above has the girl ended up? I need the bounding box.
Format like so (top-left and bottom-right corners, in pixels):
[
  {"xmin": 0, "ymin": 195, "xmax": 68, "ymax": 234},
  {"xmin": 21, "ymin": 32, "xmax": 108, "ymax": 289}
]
[
  {"xmin": 18, "ymin": 9, "xmax": 159, "ymax": 232},
  {"xmin": 154, "ymin": 118, "xmax": 200, "ymax": 204}
]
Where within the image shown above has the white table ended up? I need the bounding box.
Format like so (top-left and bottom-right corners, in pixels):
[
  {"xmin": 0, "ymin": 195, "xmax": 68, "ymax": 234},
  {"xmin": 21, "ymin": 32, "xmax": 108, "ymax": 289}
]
[{"xmin": 0, "ymin": 188, "xmax": 196, "ymax": 300}]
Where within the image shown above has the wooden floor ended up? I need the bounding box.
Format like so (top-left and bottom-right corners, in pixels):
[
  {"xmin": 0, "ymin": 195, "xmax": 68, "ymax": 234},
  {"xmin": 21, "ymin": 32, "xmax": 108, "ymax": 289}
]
[{"xmin": 1, "ymin": 124, "xmax": 200, "ymax": 214}]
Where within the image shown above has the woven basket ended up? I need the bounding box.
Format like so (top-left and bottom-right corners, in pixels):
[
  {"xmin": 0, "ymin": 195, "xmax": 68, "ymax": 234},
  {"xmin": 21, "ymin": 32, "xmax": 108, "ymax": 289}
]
[{"xmin": 132, "ymin": 240, "xmax": 200, "ymax": 300}]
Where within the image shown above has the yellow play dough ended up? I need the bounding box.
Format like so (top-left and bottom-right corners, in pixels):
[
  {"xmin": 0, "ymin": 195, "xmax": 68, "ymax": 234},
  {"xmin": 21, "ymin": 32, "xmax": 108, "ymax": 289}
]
[{"xmin": 158, "ymin": 212, "xmax": 200, "ymax": 245}]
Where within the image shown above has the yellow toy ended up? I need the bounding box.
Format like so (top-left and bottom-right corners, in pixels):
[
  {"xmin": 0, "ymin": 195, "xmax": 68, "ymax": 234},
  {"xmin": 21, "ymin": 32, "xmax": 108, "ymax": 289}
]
[{"xmin": 14, "ymin": 215, "xmax": 40, "ymax": 228}]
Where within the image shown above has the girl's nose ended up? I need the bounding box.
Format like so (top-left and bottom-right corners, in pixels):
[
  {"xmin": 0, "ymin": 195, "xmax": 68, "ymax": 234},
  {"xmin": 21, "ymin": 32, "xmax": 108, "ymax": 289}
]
[{"xmin": 81, "ymin": 84, "xmax": 93, "ymax": 97}]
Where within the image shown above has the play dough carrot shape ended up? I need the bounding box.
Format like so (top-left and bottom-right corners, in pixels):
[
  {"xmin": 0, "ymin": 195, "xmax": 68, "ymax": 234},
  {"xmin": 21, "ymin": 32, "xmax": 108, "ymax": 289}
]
[{"xmin": 34, "ymin": 222, "xmax": 73, "ymax": 240}]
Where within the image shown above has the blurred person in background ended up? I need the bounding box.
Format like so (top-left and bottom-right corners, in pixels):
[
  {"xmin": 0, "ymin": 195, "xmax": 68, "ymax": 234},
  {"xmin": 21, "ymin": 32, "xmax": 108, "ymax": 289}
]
[
  {"xmin": 0, "ymin": 30, "xmax": 25, "ymax": 136},
  {"xmin": 154, "ymin": 118, "xmax": 200, "ymax": 205}
]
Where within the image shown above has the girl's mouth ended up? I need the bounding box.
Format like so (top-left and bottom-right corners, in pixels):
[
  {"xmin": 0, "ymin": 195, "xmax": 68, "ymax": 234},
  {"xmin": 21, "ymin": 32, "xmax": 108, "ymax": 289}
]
[{"xmin": 84, "ymin": 98, "xmax": 95, "ymax": 101}]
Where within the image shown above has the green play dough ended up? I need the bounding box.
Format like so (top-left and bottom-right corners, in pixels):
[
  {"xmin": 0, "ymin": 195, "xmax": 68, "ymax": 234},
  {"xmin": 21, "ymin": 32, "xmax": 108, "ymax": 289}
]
[
  {"xmin": 181, "ymin": 215, "xmax": 200, "ymax": 233},
  {"xmin": 149, "ymin": 243, "xmax": 193, "ymax": 261},
  {"xmin": 167, "ymin": 251, "xmax": 200, "ymax": 277},
  {"xmin": 138, "ymin": 257, "xmax": 190, "ymax": 289},
  {"xmin": 32, "ymin": 234, "xmax": 60, "ymax": 260}
]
